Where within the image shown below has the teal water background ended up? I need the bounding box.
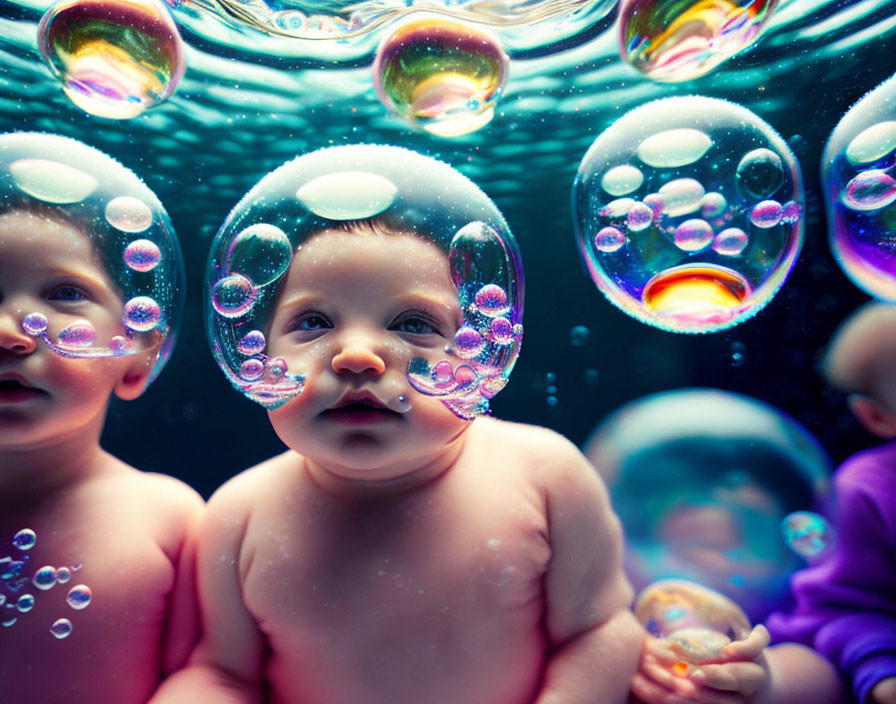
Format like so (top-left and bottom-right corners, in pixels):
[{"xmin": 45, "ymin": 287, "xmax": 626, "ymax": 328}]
[{"xmin": 0, "ymin": 0, "xmax": 894, "ymax": 496}]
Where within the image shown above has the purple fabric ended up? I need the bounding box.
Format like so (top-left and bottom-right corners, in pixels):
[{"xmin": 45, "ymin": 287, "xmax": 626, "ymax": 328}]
[{"xmin": 766, "ymin": 441, "xmax": 896, "ymax": 703}]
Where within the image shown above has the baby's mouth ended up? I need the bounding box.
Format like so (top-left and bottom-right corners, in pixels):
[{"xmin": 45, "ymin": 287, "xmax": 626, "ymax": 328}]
[
  {"xmin": 322, "ymin": 397, "xmax": 403, "ymax": 425},
  {"xmin": 0, "ymin": 378, "xmax": 46, "ymax": 402}
]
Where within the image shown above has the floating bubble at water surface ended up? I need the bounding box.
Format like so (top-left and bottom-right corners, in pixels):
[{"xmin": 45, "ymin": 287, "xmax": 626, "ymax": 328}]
[
  {"xmin": 634, "ymin": 579, "xmax": 752, "ymax": 665},
  {"xmin": 782, "ymin": 510, "xmax": 836, "ymax": 562},
  {"xmin": 619, "ymin": 0, "xmax": 780, "ymax": 82},
  {"xmin": 824, "ymin": 75, "xmax": 896, "ymax": 300},
  {"xmin": 585, "ymin": 388, "xmax": 831, "ymax": 622},
  {"xmin": 373, "ymin": 17, "xmax": 509, "ymax": 137},
  {"xmin": 37, "ymin": 0, "xmax": 186, "ymax": 119},
  {"xmin": 573, "ymin": 97, "xmax": 803, "ymax": 333}
]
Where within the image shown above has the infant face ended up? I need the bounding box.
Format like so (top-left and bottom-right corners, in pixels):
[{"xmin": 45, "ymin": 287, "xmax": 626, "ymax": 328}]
[
  {"xmin": 0, "ymin": 209, "xmax": 135, "ymax": 449},
  {"xmin": 266, "ymin": 227, "xmax": 470, "ymax": 484}
]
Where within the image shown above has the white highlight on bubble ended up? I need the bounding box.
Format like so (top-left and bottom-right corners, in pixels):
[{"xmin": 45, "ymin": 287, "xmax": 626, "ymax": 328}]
[
  {"xmin": 9, "ymin": 159, "xmax": 98, "ymax": 204},
  {"xmin": 637, "ymin": 129, "xmax": 712, "ymax": 168},
  {"xmin": 845, "ymin": 121, "xmax": 896, "ymax": 165},
  {"xmin": 601, "ymin": 165, "xmax": 644, "ymax": 196},
  {"xmin": 296, "ymin": 171, "xmax": 398, "ymax": 220},
  {"xmin": 658, "ymin": 178, "xmax": 706, "ymax": 217},
  {"xmin": 105, "ymin": 196, "xmax": 153, "ymax": 233}
]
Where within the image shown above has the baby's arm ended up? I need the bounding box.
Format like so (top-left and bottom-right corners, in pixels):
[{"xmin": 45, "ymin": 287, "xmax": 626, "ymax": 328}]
[
  {"xmin": 631, "ymin": 626, "xmax": 843, "ymax": 704},
  {"xmin": 150, "ymin": 482, "xmax": 267, "ymax": 704},
  {"xmin": 531, "ymin": 434, "xmax": 642, "ymax": 704}
]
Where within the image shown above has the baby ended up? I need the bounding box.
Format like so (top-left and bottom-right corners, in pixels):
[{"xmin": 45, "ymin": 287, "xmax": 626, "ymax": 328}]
[
  {"xmin": 152, "ymin": 145, "xmax": 642, "ymax": 704},
  {"xmin": 0, "ymin": 133, "xmax": 203, "ymax": 703}
]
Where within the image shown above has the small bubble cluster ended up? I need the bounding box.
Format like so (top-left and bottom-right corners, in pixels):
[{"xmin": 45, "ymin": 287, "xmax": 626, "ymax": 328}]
[
  {"xmin": 782, "ymin": 511, "xmax": 836, "ymax": 562},
  {"xmin": 618, "ymin": 0, "xmax": 779, "ymax": 82},
  {"xmin": 373, "ymin": 17, "xmax": 509, "ymax": 137},
  {"xmin": 573, "ymin": 97, "xmax": 803, "ymax": 333},
  {"xmin": 1, "ymin": 529, "xmax": 89, "ymax": 639},
  {"xmin": 37, "ymin": 0, "xmax": 186, "ymax": 119},
  {"xmin": 823, "ymin": 75, "xmax": 896, "ymax": 300}
]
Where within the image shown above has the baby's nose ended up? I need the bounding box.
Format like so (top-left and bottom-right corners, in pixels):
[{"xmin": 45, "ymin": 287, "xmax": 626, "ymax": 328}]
[
  {"xmin": 0, "ymin": 308, "xmax": 38, "ymax": 355},
  {"xmin": 331, "ymin": 333, "xmax": 387, "ymax": 376}
]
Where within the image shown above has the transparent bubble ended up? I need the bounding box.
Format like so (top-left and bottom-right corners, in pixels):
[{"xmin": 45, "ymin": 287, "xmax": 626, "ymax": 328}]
[
  {"xmin": 824, "ymin": 76, "xmax": 896, "ymax": 300},
  {"xmin": 33, "ymin": 566, "xmax": 57, "ymax": 590},
  {"xmin": 488, "ymin": 317, "xmax": 515, "ymax": 345},
  {"xmin": 627, "ymin": 202, "xmax": 655, "ymax": 231},
  {"xmin": 454, "ymin": 326, "xmax": 486, "ymax": 358},
  {"xmin": 50, "ymin": 618, "xmax": 72, "ymax": 639},
  {"xmin": 237, "ymin": 330, "xmax": 267, "ymax": 356},
  {"xmin": 66, "ymin": 584, "xmax": 92, "ymax": 610},
  {"xmin": 634, "ymin": 580, "xmax": 752, "ymax": 664},
  {"xmin": 573, "ymin": 97, "xmax": 803, "ymax": 333},
  {"xmin": 585, "ymin": 388, "xmax": 831, "ymax": 622},
  {"xmin": 55, "ymin": 567, "xmax": 72, "ymax": 584},
  {"xmin": 12, "ymin": 529, "xmax": 36, "ymax": 551},
  {"xmin": 16, "ymin": 594, "xmax": 34, "ymax": 613},
  {"xmin": 372, "ymin": 17, "xmax": 509, "ymax": 137},
  {"xmin": 37, "ymin": 0, "xmax": 186, "ymax": 119},
  {"xmin": 619, "ymin": 0, "xmax": 779, "ymax": 82},
  {"xmin": 782, "ymin": 511, "xmax": 836, "ymax": 562},
  {"xmin": 106, "ymin": 197, "xmax": 153, "ymax": 233},
  {"xmin": 2, "ymin": 614, "xmax": 16, "ymax": 628},
  {"xmin": 22, "ymin": 313, "xmax": 48, "ymax": 336},
  {"xmin": 602, "ymin": 165, "xmax": 644, "ymax": 196},
  {"xmin": 58, "ymin": 320, "xmax": 96, "ymax": 349},
  {"xmin": 239, "ymin": 358, "xmax": 265, "ymax": 381},
  {"xmin": 474, "ymin": 284, "xmax": 510, "ymax": 317},
  {"xmin": 228, "ymin": 224, "xmax": 293, "ymax": 288},
  {"xmin": 123, "ymin": 239, "xmax": 162, "ymax": 272},
  {"xmin": 123, "ymin": 296, "xmax": 162, "ymax": 332},
  {"xmin": 9, "ymin": 159, "xmax": 97, "ymax": 204},
  {"xmin": 570, "ymin": 325, "xmax": 590, "ymax": 347},
  {"xmin": 212, "ymin": 274, "xmax": 256, "ymax": 319}
]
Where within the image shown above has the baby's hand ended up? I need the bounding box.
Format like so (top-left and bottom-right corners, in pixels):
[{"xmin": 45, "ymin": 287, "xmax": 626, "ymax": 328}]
[
  {"xmin": 631, "ymin": 626, "xmax": 771, "ymax": 704},
  {"xmin": 872, "ymin": 677, "xmax": 896, "ymax": 704}
]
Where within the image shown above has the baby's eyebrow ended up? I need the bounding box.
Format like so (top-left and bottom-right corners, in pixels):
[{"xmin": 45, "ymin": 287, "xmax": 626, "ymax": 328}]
[{"xmin": 47, "ymin": 265, "xmax": 117, "ymax": 300}]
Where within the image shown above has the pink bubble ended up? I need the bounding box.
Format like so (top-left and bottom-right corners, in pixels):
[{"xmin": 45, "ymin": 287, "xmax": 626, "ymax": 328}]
[
  {"xmin": 454, "ymin": 326, "xmax": 486, "ymax": 358},
  {"xmin": 843, "ymin": 169, "xmax": 896, "ymax": 211},
  {"xmin": 673, "ymin": 219, "xmax": 714, "ymax": 252},
  {"xmin": 123, "ymin": 296, "xmax": 162, "ymax": 332},
  {"xmin": 595, "ymin": 226, "xmax": 627, "ymax": 253},
  {"xmin": 212, "ymin": 274, "xmax": 256, "ymax": 319},
  {"xmin": 749, "ymin": 200, "xmax": 784, "ymax": 228},
  {"xmin": 123, "ymin": 239, "xmax": 161, "ymax": 272},
  {"xmin": 58, "ymin": 320, "xmax": 96, "ymax": 348},
  {"xmin": 474, "ymin": 284, "xmax": 509, "ymax": 316},
  {"xmin": 237, "ymin": 330, "xmax": 266, "ymax": 356},
  {"xmin": 488, "ymin": 317, "xmax": 514, "ymax": 344},
  {"xmin": 712, "ymin": 228, "xmax": 749, "ymax": 256}
]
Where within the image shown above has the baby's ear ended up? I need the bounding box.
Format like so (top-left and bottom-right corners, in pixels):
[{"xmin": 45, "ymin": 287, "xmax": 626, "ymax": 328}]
[
  {"xmin": 113, "ymin": 352, "xmax": 155, "ymax": 401},
  {"xmin": 847, "ymin": 393, "xmax": 896, "ymax": 439}
]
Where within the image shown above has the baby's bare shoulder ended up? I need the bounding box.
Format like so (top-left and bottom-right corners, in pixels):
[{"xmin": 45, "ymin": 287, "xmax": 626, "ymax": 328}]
[{"xmin": 470, "ymin": 416, "xmax": 592, "ymax": 475}]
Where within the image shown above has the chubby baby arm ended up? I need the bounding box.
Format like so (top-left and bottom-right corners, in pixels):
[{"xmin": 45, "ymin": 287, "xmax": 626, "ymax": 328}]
[
  {"xmin": 528, "ymin": 430, "xmax": 642, "ymax": 704},
  {"xmin": 150, "ymin": 475, "xmax": 268, "ymax": 704}
]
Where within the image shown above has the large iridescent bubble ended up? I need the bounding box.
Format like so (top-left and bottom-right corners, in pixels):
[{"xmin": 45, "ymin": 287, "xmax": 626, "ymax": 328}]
[
  {"xmin": 206, "ymin": 144, "xmax": 523, "ymax": 418},
  {"xmin": 0, "ymin": 132, "xmax": 184, "ymax": 384},
  {"xmin": 584, "ymin": 388, "xmax": 831, "ymax": 622},
  {"xmin": 618, "ymin": 0, "xmax": 779, "ymax": 82},
  {"xmin": 573, "ymin": 97, "xmax": 803, "ymax": 333},
  {"xmin": 372, "ymin": 16, "xmax": 509, "ymax": 138},
  {"xmin": 824, "ymin": 74, "xmax": 896, "ymax": 300},
  {"xmin": 38, "ymin": 0, "xmax": 185, "ymax": 119}
]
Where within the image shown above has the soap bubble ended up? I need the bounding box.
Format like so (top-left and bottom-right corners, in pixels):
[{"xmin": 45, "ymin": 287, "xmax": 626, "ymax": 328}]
[
  {"xmin": 212, "ymin": 274, "xmax": 257, "ymax": 319},
  {"xmin": 123, "ymin": 296, "xmax": 162, "ymax": 332},
  {"xmin": 50, "ymin": 618, "xmax": 72, "ymax": 639},
  {"xmin": 123, "ymin": 239, "xmax": 162, "ymax": 272},
  {"xmin": 372, "ymin": 17, "xmax": 509, "ymax": 138},
  {"xmin": 618, "ymin": 0, "xmax": 779, "ymax": 82},
  {"xmin": 228, "ymin": 224, "xmax": 292, "ymax": 288},
  {"xmin": 634, "ymin": 579, "xmax": 752, "ymax": 664},
  {"xmin": 106, "ymin": 197, "xmax": 153, "ymax": 233},
  {"xmin": 824, "ymin": 75, "xmax": 896, "ymax": 300},
  {"xmin": 237, "ymin": 330, "xmax": 267, "ymax": 356},
  {"xmin": 55, "ymin": 567, "xmax": 72, "ymax": 584},
  {"xmin": 33, "ymin": 566, "xmax": 57, "ymax": 590},
  {"xmin": 782, "ymin": 510, "xmax": 836, "ymax": 562},
  {"xmin": 37, "ymin": 0, "xmax": 186, "ymax": 119},
  {"xmin": 58, "ymin": 320, "xmax": 96, "ymax": 349},
  {"xmin": 15, "ymin": 594, "xmax": 34, "ymax": 613},
  {"xmin": 573, "ymin": 97, "xmax": 804, "ymax": 333},
  {"xmin": 585, "ymin": 388, "xmax": 831, "ymax": 622},
  {"xmin": 12, "ymin": 529, "xmax": 36, "ymax": 551},
  {"xmin": 569, "ymin": 325, "xmax": 590, "ymax": 347},
  {"xmin": 66, "ymin": 584, "xmax": 92, "ymax": 610}
]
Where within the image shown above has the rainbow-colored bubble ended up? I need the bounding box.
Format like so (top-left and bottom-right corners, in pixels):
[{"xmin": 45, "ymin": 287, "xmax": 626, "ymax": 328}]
[
  {"xmin": 372, "ymin": 17, "xmax": 509, "ymax": 138},
  {"xmin": 573, "ymin": 97, "xmax": 803, "ymax": 333},
  {"xmin": 618, "ymin": 0, "xmax": 779, "ymax": 82},
  {"xmin": 824, "ymin": 74, "xmax": 896, "ymax": 300},
  {"xmin": 38, "ymin": 0, "xmax": 186, "ymax": 119}
]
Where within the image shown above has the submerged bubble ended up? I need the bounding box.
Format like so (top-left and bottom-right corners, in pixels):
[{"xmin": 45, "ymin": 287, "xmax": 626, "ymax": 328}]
[
  {"xmin": 33, "ymin": 566, "xmax": 57, "ymax": 590},
  {"xmin": 842, "ymin": 170, "xmax": 896, "ymax": 211},
  {"xmin": 627, "ymin": 202, "xmax": 655, "ymax": 231},
  {"xmin": 9, "ymin": 159, "xmax": 97, "ymax": 204},
  {"xmin": 750, "ymin": 200, "xmax": 784, "ymax": 229},
  {"xmin": 55, "ymin": 567, "xmax": 72, "ymax": 584},
  {"xmin": 737, "ymin": 149, "xmax": 785, "ymax": 199},
  {"xmin": 673, "ymin": 219, "xmax": 714, "ymax": 252},
  {"xmin": 595, "ymin": 226, "xmax": 627, "ymax": 253},
  {"xmin": 22, "ymin": 313, "xmax": 49, "ymax": 336},
  {"xmin": 569, "ymin": 325, "xmax": 590, "ymax": 347},
  {"xmin": 106, "ymin": 197, "xmax": 153, "ymax": 233},
  {"xmin": 488, "ymin": 317, "xmax": 515, "ymax": 345},
  {"xmin": 58, "ymin": 320, "xmax": 96, "ymax": 349},
  {"xmin": 123, "ymin": 239, "xmax": 162, "ymax": 272},
  {"xmin": 712, "ymin": 228, "xmax": 749, "ymax": 256},
  {"xmin": 12, "ymin": 529, "xmax": 36, "ymax": 551},
  {"xmin": 454, "ymin": 326, "xmax": 486, "ymax": 358},
  {"xmin": 66, "ymin": 585, "xmax": 92, "ymax": 610},
  {"xmin": 37, "ymin": 0, "xmax": 186, "ymax": 119},
  {"xmin": 619, "ymin": 0, "xmax": 779, "ymax": 82},
  {"xmin": 701, "ymin": 192, "xmax": 728, "ymax": 219},
  {"xmin": 50, "ymin": 618, "xmax": 72, "ymax": 639},
  {"xmin": 372, "ymin": 17, "xmax": 509, "ymax": 137},
  {"xmin": 228, "ymin": 224, "xmax": 293, "ymax": 288},
  {"xmin": 239, "ymin": 358, "xmax": 265, "ymax": 381},
  {"xmin": 782, "ymin": 511, "xmax": 835, "ymax": 562},
  {"xmin": 212, "ymin": 274, "xmax": 256, "ymax": 319},
  {"xmin": 474, "ymin": 284, "xmax": 510, "ymax": 316},
  {"xmin": 16, "ymin": 594, "xmax": 34, "ymax": 613},
  {"xmin": 601, "ymin": 165, "xmax": 644, "ymax": 196},
  {"xmin": 237, "ymin": 330, "xmax": 267, "ymax": 356},
  {"xmin": 123, "ymin": 296, "xmax": 162, "ymax": 332}
]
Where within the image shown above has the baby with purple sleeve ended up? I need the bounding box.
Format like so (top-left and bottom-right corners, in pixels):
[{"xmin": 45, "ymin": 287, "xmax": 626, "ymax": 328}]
[{"xmin": 766, "ymin": 302, "xmax": 896, "ymax": 704}]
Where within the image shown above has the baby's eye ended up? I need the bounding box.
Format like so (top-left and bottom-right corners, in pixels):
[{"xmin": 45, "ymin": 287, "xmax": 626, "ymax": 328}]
[
  {"xmin": 49, "ymin": 285, "xmax": 88, "ymax": 302},
  {"xmin": 288, "ymin": 312, "xmax": 332, "ymax": 333},
  {"xmin": 391, "ymin": 311, "xmax": 441, "ymax": 336}
]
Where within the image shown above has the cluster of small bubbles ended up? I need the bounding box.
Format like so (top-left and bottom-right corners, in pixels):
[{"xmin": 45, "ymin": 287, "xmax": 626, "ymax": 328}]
[
  {"xmin": 58, "ymin": 320, "xmax": 96, "ymax": 349},
  {"xmin": 573, "ymin": 97, "xmax": 804, "ymax": 333},
  {"xmin": 37, "ymin": 0, "xmax": 186, "ymax": 119},
  {"xmin": 237, "ymin": 330, "xmax": 267, "ymax": 356},
  {"xmin": 228, "ymin": 224, "xmax": 293, "ymax": 288},
  {"xmin": 570, "ymin": 325, "xmax": 590, "ymax": 347},
  {"xmin": 372, "ymin": 17, "xmax": 510, "ymax": 137},
  {"xmin": 123, "ymin": 296, "xmax": 162, "ymax": 332},
  {"xmin": 66, "ymin": 585, "xmax": 92, "ymax": 610},
  {"xmin": 618, "ymin": 0, "xmax": 779, "ymax": 82},
  {"xmin": 545, "ymin": 371, "xmax": 558, "ymax": 406},
  {"xmin": 212, "ymin": 274, "xmax": 256, "ymax": 319},
  {"xmin": 22, "ymin": 313, "xmax": 49, "ymax": 336},
  {"xmin": 124, "ymin": 239, "xmax": 162, "ymax": 272},
  {"xmin": 782, "ymin": 511, "xmax": 836, "ymax": 562},
  {"xmin": 106, "ymin": 197, "xmax": 153, "ymax": 233},
  {"xmin": 50, "ymin": 618, "xmax": 73, "ymax": 639}
]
